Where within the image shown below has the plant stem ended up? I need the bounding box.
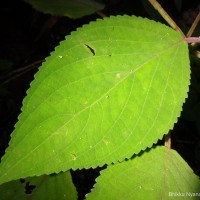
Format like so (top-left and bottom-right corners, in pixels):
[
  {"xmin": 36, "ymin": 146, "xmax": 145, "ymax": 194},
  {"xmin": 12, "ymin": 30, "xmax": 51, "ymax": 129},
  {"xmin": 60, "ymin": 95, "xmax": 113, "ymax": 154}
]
[
  {"xmin": 184, "ymin": 37, "xmax": 200, "ymax": 43},
  {"xmin": 187, "ymin": 12, "xmax": 200, "ymax": 37},
  {"xmin": 164, "ymin": 131, "xmax": 171, "ymax": 149},
  {"xmin": 148, "ymin": 0, "xmax": 185, "ymax": 37},
  {"xmin": 96, "ymin": 11, "xmax": 107, "ymax": 18},
  {"xmin": 0, "ymin": 60, "xmax": 44, "ymax": 85}
]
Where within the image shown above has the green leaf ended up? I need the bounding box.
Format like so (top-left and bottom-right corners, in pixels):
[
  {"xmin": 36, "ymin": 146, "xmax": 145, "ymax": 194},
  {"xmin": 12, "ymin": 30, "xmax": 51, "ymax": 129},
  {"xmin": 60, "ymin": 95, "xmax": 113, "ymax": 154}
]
[
  {"xmin": 24, "ymin": 0, "xmax": 105, "ymax": 18},
  {"xmin": 0, "ymin": 171, "xmax": 77, "ymax": 200},
  {"xmin": 0, "ymin": 15, "xmax": 190, "ymax": 184},
  {"xmin": 86, "ymin": 146, "xmax": 200, "ymax": 200}
]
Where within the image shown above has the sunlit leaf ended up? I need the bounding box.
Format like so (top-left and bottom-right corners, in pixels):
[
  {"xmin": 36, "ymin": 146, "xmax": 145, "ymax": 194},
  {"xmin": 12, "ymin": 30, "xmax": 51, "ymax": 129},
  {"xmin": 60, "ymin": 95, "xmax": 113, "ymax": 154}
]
[{"xmin": 0, "ymin": 15, "xmax": 190, "ymax": 184}]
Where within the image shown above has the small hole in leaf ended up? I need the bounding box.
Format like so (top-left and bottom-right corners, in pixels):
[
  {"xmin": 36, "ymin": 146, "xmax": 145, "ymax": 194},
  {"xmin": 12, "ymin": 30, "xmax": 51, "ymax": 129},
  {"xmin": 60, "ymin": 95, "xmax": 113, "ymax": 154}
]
[
  {"xmin": 25, "ymin": 182, "xmax": 36, "ymax": 194},
  {"xmin": 20, "ymin": 178, "xmax": 26, "ymax": 184},
  {"xmin": 84, "ymin": 44, "xmax": 95, "ymax": 56}
]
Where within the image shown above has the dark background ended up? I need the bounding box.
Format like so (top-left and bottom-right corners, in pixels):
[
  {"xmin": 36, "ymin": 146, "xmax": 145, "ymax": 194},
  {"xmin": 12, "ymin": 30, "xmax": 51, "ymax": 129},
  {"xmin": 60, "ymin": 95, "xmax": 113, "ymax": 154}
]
[{"xmin": 0, "ymin": 0, "xmax": 200, "ymax": 199}]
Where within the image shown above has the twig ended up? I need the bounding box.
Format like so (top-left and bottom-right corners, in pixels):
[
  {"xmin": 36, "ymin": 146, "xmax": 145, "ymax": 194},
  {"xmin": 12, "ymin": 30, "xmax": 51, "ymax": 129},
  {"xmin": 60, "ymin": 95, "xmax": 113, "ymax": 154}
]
[
  {"xmin": 187, "ymin": 12, "xmax": 200, "ymax": 37},
  {"xmin": 0, "ymin": 60, "xmax": 43, "ymax": 80},
  {"xmin": 34, "ymin": 16, "xmax": 60, "ymax": 42},
  {"xmin": 148, "ymin": 0, "xmax": 185, "ymax": 37},
  {"xmin": 0, "ymin": 60, "xmax": 44, "ymax": 85},
  {"xmin": 96, "ymin": 11, "xmax": 107, "ymax": 18}
]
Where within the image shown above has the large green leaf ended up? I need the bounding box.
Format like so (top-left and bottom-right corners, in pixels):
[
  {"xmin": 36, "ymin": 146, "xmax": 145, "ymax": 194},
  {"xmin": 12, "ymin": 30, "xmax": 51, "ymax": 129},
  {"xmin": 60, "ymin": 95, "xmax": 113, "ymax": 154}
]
[
  {"xmin": 0, "ymin": 15, "xmax": 190, "ymax": 184},
  {"xmin": 24, "ymin": 0, "xmax": 105, "ymax": 18},
  {"xmin": 86, "ymin": 146, "xmax": 200, "ymax": 200},
  {"xmin": 0, "ymin": 171, "xmax": 77, "ymax": 200}
]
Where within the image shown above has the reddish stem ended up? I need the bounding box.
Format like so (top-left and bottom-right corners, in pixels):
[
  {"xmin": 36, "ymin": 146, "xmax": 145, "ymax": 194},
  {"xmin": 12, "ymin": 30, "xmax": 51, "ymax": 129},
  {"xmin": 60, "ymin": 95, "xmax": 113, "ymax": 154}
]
[{"xmin": 184, "ymin": 37, "xmax": 200, "ymax": 43}]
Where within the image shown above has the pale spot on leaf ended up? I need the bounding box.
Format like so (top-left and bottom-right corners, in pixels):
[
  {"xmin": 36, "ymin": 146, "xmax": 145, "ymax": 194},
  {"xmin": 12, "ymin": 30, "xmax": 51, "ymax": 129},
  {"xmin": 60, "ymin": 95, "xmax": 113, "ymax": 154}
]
[
  {"xmin": 104, "ymin": 140, "xmax": 110, "ymax": 145},
  {"xmin": 83, "ymin": 101, "xmax": 88, "ymax": 106},
  {"xmin": 71, "ymin": 153, "xmax": 77, "ymax": 161},
  {"xmin": 116, "ymin": 73, "xmax": 121, "ymax": 79}
]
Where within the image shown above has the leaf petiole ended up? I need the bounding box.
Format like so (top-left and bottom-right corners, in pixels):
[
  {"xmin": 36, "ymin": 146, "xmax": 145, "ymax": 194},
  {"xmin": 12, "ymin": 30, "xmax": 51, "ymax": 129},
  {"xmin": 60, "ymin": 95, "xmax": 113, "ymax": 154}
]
[
  {"xmin": 148, "ymin": 0, "xmax": 185, "ymax": 37},
  {"xmin": 184, "ymin": 37, "xmax": 200, "ymax": 43}
]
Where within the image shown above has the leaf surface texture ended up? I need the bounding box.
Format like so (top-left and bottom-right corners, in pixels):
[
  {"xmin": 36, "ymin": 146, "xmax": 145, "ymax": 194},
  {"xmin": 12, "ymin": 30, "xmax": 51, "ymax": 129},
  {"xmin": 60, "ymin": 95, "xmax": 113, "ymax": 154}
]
[
  {"xmin": 86, "ymin": 146, "xmax": 200, "ymax": 200},
  {"xmin": 0, "ymin": 16, "xmax": 190, "ymax": 184},
  {"xmin": 0, "ymin": 171, "xmax": 77, "ymax": 200}
]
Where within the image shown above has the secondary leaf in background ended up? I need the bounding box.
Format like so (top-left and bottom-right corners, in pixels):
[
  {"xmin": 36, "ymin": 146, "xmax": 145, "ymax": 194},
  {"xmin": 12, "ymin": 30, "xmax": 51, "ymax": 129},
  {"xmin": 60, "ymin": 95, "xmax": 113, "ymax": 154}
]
[
  {"xmin": 0, "ymin": 171, "xmax": 77, "ymax": 200},
  {"xmin": 24, "ymin": 0, "xmax": 105, "ymax": 18},
  {"xmin": 86, "ymin": 146, "xmax": 200, "ymax": 200},
  {"xmin": 0, "ymin": 15, "xmax": 190, "ymax": 184}
]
